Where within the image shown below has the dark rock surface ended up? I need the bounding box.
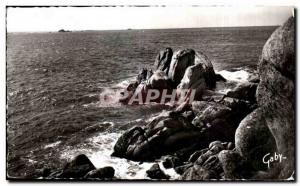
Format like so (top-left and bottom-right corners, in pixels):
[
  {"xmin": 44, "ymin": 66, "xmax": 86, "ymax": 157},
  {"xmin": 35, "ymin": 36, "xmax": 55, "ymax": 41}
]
[
  {"xmin": 162, "ymin": 155, "xmax": 183, "ymax": 169},
  {"xmin": 113, "ymin": 93, "xmax": 255, "ymax": 162},
  {"xmin": 226, "ymin": 82, "xmax": 258, "ymax": 103},
  {"xmin": 84, "ymin": 166, "xmax": 115, "ymax": 179},
  {"xmin": 47, "ymin": 154, "xmax": 96, "ymax": 179},
  {"xmin": 119, "ymin": 48, "xmax": 219, "ymax": 105},
  {"xmin": 218, "ymin": 16, "xmax": 295, "ymax": 180},
  {"xmin": 168, "ymin": 49, "xmax": 196, "ymax": 85},
  {"xmin": 235, "ymin": 109, "xmax": 277, "ymax": 171},
  {"xmin": 256, "ymin": 16, "xmax": 295, "ymax": 179},
  {"xmin": 154, "ymin": 47, "xmax": 173, "ymax": 75},
  {"xmin": 180, "ymin": 141, "xmax": 228, "ymax": 180},
  {"xmin": 112, "ymin": 17, "xmax": 295, "ymax": 180},
  {"xmin": 146, "ymin": 163, "xmax": 170, "ymax": 180},
  {"xmin": 112, "ymin": 114, "xmax": 202, "ymax": 161}
]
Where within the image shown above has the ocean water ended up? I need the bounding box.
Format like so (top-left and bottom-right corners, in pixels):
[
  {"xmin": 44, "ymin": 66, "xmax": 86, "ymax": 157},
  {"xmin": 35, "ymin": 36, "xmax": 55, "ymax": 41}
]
[{"xmin": 7, "ymin": 26, "xmax": 276, "ymax": 179}]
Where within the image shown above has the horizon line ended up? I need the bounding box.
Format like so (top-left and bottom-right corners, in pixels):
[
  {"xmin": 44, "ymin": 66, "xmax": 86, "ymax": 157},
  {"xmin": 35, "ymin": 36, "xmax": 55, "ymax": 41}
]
[{"xmin": 7, "ymin": 25, "xmax": 279, "ymax": 33}]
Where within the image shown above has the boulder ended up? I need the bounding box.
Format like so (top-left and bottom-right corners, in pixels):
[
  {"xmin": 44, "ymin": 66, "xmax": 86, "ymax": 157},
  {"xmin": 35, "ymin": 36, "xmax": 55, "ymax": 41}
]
[
  {"xmin": 191, "ymin": 101, "xmax": 231, "ymax": 128},
  {"xmin": 177, "ymin": 52, "xmax": 216, "ymax": 96},
  {"xmin": 188, "ymin": 148, "xmax": 209, "ymax": 163},
  {"xmin": 122, "ymin": 70, "xmax": 173, "ymax": 104},
  {"xmin": 146, "ymin": 70, "xmax": 172, "ymax": 90},
  {"xmin": 235, "ymin": 109, "xmax": 277, "ymax": 171},
  {"xmin": 111, "ymin": 126, "xmax": 148, "ymax": 159},
  {"xmin": 226, "ymin": 82, "xmax": 258, "ymax": 103},
  {"xmin": 232, "ymin": 17, "xmax": 295, "ymax": 179},
  {"xmin": 218, "ymin": 150, "xmax": 244, "ymax": 179},
  {"xmin": 154, "ymin": 47, "xmax": 173, "ymax": 75},
  {"xmin": 194, "ymin": 51, "xmax": 217, "ymax": 88},
  {"xmin": 215, "ymin": 73, "xmax": 227, "ymax": 82},
  {"xmin": 168, "ymin": 49, "xmax": 196, "ymax": 85},
  {"xmin": 84, "ymin": 166, "xmax": 115, "ymax": 179},
  {"xmin": 114, "ymin": 96, "xmax": 255, "ymax": 162},
  {"xmin": 191, "ymin": 100, "xmax": 252, "ymax": 142},
  {"xmin": 146, "ymin": 163, "xmax": 170, "ymax": 180},
  {"xmin": 256, "ymin": 17, "xmax": 294, "ymax": 179},
  {"xmin": 112, "ymin": 114, "xmax": 202, "ymax": 161},
  {"xmin": 162, "ymin": 155, "xmax": 183, "ymax": 169},
  {"xmin": 47, "ymin": 154, "xmax": 96, "ymax": 179},
  {"xmin": 180, "ymin": 147, "xmax": 223, "ymax": 180}
]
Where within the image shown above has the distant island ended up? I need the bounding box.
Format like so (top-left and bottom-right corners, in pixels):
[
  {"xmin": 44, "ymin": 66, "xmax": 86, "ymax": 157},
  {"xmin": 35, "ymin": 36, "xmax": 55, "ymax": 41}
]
[{"xmin": 58, "ymin": 29, "xmax": 71, "ymax": 33}]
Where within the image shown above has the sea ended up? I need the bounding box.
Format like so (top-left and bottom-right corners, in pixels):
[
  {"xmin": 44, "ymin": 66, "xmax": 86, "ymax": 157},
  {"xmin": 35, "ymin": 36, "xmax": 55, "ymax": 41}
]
[{"xmin": 7, "ymin": 26, "xmax": 277, "ymax": 179}]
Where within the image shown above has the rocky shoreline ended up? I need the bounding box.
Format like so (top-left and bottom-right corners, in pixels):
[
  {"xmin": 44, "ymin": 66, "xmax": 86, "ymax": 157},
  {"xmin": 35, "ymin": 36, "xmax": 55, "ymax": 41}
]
[{"xmin": 29, "ymin": 17, "xmax": 294, "ymax": 180}]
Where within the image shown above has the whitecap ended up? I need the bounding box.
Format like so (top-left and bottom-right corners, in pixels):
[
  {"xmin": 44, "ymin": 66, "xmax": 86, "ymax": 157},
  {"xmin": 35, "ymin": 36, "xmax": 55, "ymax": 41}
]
[
  {"xmin": 44, "ymin": 141, "xmax": 61, "ymax": 149},
  {"xmin": 114, "ymin": 77, "xmax": 136, "ymax": 89},
  {"xmin": 59, "ymin": 132, "xmax": 179, "ymax": 180},
  {"xmin": 217, "ymin": 69, "xmax": 249, "ymax": 82}
]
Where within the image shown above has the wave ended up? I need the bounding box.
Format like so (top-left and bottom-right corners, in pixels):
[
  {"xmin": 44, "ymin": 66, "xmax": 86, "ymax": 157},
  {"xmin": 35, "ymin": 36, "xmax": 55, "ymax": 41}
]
[
  {"xmin": 217, "ymin": 69, "xmax": 250, "ymax": 82},
  {"xmin": 59, "ymin": 131, "xmax": 179, "ymax": 180}
]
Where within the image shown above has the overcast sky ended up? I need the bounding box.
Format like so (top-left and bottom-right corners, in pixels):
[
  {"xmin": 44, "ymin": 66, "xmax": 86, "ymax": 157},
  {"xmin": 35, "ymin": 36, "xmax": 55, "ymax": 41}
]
[{"xmin": 7, "ymin": 6, "xmax": 293, "ymax": 32}]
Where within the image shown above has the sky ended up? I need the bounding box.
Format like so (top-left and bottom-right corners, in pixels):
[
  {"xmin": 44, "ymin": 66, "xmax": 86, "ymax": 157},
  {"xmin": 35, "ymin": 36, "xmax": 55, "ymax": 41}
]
[{"xmin": 7, "ymin": 6, "xmax": 294, "ymax": 32}]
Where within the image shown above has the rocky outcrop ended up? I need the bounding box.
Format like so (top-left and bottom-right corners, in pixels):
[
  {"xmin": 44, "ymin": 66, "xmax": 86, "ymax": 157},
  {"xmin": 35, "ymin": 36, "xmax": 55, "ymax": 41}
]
[
  {"xmin": 146, "ymin": 163, "xmax": 170, "ymax": 179},
  {"xmin": 84, "ymin": 166, "xmax": 115, "ymax": 179},
  {"xmin": 47, "ymin": 154, "xmax": 96, "ymax": 179},
  {"xmin": 235, "ymin": 108, "xmax": 277, "ymax": 171},
  {"xmin": 177, "ymin": 53, "xmax": 216, "ymax": 100},
  {"xmin": 180, "ymin": 141, "xmax": 233, "ymax": 180},
  {"xmin": 162, "ymin": 155, "xmax": 183, "ymax": 169},
  {"xmin": 113, "ymin": 17, "xmax": 294, "ymax": 180},
  {"xmin": 112, "ymin": 114, "xmax": 202, "ymax": 161},
  {"xmin": 154, "ymin": 48, "xmax": 173, "ymax": 75},
  {"xmin": 226, "ymin": 82, "xmax": 258, "ymax": 103},
  {"xmin": 46, "ymin": 154, "xmax": 115, "ymax": 180},
  {"xmin": 218, "ymin": 16, "xmax": 295, "ymax": 180},
  {"xmin": 168, "ymin": 49, "xmax": 196, "ymax": 85},
  {"xmin": 112, "ymin": 95, "xmax": 255, "ymax": 162},
  {"xmin": 255, "ymin": 16, "xmax": 294, "ymax": 179},
  {"xmin": 120, "ymin": 48, "xmax": 218, "ymax": 104}
]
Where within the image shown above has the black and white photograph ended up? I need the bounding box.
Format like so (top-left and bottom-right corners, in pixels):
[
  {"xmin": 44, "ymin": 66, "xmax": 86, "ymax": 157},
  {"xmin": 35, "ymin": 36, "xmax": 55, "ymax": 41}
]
[{"xmin": 5, "ymin": 4, "xmax": 295, "ymax": 181}]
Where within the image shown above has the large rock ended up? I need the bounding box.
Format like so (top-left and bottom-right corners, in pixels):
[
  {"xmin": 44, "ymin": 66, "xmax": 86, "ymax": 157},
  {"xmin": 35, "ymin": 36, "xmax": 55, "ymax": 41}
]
[
  {"xmin": 180, "ymin": 142, "xmax": 225, "ymax": 180},
  {"xmin": 146, "ymin": 163, "xmax": 170, "ymax": 180},
  {"xmin": 191, "ymin": 100, "xmax": 254, "ymax": 142},
  {"xmin": 146, "ymin": 70, "xmax": 172, "ymax": 90},
  {"xmin": 226, "ymin": 82, "xmax": 258, "ymax": 103},
  {"xmin": 162, "ymin": 155, "xmax": 183, "ymax": 169},
  {"xmin": 231, "ymin": 17, "xmax": 295, "ymax": 180},
  {"xmin": 84, "ymin": 166, "xmax": 115, "ymax": 179},
  {"xmin": 136, "ymin": 68, "xmax": 149, "ymax": 84},
  {"xmin": 121, "ymin": 70, "xmax": 173, "ymax": 104},
  {"xmin": 168, "ymin": 49, "xmax": 196, "ymax": 85},
  {"xmin": 113, "ymin": 97, "xmax": 254, "ymax": 162},
  {"xmin": 235, "ymin": 109, "xmax": 277, "ymax": 171},
  {"xmin": 177, "ymin": 52, "xmax": 216, "ymax": 90},
  {"xmin": 176, "ymin": 51, "xmax": 217, "ymax": 101},
  {"xmin": 112, "ymin": 114, "xmax": 202, "ymax": 161},
  {"xmin": 194, "ymin": 51, "xmax": 217, "ymax": 89},
  {"xmin": 47, "ymin": 154, "xmax": 96, "ymax": 179},
  {"xmin": 154, "ymin": 47, "xmax": 173, "ymax": 75},
  {"xmin": 256, "ymin": 16, "xmax": 295, "ymax": 179}
]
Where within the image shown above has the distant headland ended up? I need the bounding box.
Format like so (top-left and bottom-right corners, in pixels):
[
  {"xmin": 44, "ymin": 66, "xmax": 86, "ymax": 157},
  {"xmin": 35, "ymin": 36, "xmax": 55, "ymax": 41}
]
[{"xmin": 58, "ymin": 29, "xmax": 71, "ymax": 33}]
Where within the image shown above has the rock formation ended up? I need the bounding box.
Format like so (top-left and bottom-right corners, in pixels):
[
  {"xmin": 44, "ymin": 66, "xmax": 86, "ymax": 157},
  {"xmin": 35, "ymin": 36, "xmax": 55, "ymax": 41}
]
[
  {"xmin": 120, "ymin": 48, "xmax": 219, "ymax": 104},
  {"xmin": 186, "ymin": 16, "xmax": 295, "ymax": 180},
  {"xmin": 113, "ymin": 16, "xmax": 295, "ymax": 181},
  {"xmin": 46, "ymin": 154, "xmax": 115, "ymax": 179}
]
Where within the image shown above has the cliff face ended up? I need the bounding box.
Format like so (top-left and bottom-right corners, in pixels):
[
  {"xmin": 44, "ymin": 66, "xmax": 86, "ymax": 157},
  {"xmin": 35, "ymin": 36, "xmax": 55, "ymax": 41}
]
[
  {"xmin": 256, "ymin": 16, "xmax": 295, "ymax": 179},
  {"xmin": 234, "ymin": 16, "xmax": 295, "ymax": 180}
]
